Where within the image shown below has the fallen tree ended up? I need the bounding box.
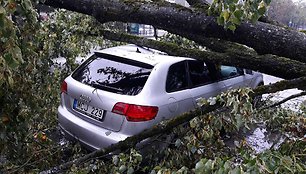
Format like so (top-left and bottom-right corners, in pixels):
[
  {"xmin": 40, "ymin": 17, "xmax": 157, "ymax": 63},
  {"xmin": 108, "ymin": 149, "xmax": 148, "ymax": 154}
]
[
  {"xmin": 43, "ymin": 0, "xmax": 306, "ymax": 63},
  {"xmin": 1, "ymin": 0, "xmax": 306, "ymax": 173},
  {"xmin": 36, "ymin": 0, "xmax": 306, "ymax": 172}
]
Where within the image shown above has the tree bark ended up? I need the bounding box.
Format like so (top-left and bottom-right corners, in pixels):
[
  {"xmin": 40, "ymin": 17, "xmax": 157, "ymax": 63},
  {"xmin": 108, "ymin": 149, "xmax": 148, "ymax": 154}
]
[{"xmin": 43, "ymin": 0, "xmax": 306, "ymax": 63}]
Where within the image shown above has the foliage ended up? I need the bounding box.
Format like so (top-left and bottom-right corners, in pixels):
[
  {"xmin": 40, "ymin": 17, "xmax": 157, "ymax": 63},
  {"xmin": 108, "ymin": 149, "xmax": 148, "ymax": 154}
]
[
  {"xmin": 142, "ymin": 89, "xmax": 305, "ymax": 174},
  {"xmin": 0, "ymin": 1, "xmax": 78, "ymax": 171},
  {"xmin": 197, "ymin": 88, "xmax": 255, "ymax": 132},
  {"xmin": 208, "ymin": 0, "xmax": 271, "ymax": 31},
  {"xmin": 0, "ymin": 1, "xmax": 118, "ymax": 172}
]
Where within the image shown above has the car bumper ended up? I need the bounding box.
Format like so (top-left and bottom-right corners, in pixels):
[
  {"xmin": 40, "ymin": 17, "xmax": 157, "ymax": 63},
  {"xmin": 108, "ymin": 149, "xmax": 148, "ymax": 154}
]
[{"xmin": 58, "ymin": 106, "xmax": 128, "ymax": 151}]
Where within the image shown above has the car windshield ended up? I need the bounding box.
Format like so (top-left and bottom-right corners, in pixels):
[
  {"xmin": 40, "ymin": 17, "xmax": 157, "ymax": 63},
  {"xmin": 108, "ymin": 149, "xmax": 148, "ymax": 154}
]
[{"xmin": 72, "ymin": 53, "xmax": 153, "ymax": 96}]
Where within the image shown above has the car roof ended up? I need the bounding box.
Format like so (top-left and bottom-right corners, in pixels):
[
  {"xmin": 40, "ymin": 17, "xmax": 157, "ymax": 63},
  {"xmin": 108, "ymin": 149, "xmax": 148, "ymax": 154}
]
[{"xmin": 96, "ymin": 44, "xmax": 192, "ymax": 66}]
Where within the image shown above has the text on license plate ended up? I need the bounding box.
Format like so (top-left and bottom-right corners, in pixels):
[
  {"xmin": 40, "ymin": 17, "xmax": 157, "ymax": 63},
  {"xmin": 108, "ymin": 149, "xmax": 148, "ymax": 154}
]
[{"xmin": 73, "ymin": 99, "xmax": 104, "ymax": 121}]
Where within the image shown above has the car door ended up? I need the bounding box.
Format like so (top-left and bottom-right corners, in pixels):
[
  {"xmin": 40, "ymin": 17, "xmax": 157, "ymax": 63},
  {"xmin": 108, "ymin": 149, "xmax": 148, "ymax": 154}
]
[{"xmin": 187, "ymin": 60, "xmax": 225, "ymax": 107}]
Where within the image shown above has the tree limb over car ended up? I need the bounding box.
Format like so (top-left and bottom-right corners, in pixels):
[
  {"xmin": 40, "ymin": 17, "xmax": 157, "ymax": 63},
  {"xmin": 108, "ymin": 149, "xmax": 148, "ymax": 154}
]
[
  {"xmin": 43, "ymin": 0, "xmax": 306, "ymax": 64},
  {"xmin": 98, "ymin": 30, "xmax": 306, "ymax": 80}
]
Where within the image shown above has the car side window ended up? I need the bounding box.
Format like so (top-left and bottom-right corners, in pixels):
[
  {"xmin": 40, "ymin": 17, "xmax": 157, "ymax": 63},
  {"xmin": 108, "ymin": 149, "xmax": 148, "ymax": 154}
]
[
  {"xmin": 220, "ymin": 65, "xmax": 244, "ymax": 80},
  {"xmin": 166, "ymin": 61, "xmax": 188, "ymax": 93},
  {"xmin": 188, "ymin": 60, "xmax": 212, "ymax": 87}
]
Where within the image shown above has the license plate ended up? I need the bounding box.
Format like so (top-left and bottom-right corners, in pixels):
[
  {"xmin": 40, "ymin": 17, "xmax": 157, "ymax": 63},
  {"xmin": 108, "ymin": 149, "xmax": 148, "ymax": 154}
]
[{"xmin": 73, "ymin": 99, "xmax": 104, "ymax": 121}]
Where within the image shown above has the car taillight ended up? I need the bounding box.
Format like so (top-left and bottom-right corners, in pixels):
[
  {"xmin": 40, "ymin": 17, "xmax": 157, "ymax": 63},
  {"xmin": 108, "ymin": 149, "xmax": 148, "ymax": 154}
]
[
  {"xmin": 61, "ymin": 81, "xmax": 67, "ymax": 93},
  {"xmin": 112, "ymin": 102, "xmax": 158, "ymax": 122}
]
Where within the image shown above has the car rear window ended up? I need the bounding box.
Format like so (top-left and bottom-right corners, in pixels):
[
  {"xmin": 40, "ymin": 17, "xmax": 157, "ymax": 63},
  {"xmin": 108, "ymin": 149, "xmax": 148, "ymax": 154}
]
[{"xmin": 72, "ymin": 52, "xmax": 153, "ymax": 96}]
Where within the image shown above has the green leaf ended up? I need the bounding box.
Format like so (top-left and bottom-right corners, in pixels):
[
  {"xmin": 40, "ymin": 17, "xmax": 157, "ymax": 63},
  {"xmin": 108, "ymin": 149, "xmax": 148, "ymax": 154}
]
[
  {"xmin": 190, "ymin": 118, "xmax": 200, "ymax": 128},
  {"xmin": 265, "ymin": 157, "xmax": 278, "ymax": 172},
  {"xmin": 127, "ymin": 167, "xmax": 134, "ymax": 174},
  {"xmin": 0, "ymin": 14, "xmax": 5, "ymax": 27},
  {"xmin": 21, "ymin": 0, "xmax": 32, "ymax": 10},
  {"xmin": 12, "ymin": 46, "xmax": 23, "ymax": 63},
  {"xmin": 119, "ymin": 165, "xmax": 127, "ymax": 173},
  {"xmin": 233, "ymin": 9, "xmax": 244, "ymax": 19},
  {"xmin": 230, "ymin": 167, "xmax": 241, "ymax": 174},
  {"xmin": 250, "ymin": 13, "xmax": 259, "ymax": 23},
  {"xmin": 195, "ymin": 159, "xmax": 208, "ymax": 174},
  {"xmin": 217, "ymin": 16, "xmax": 225, "ymax": 26},
  {"xmin": 4, "ymin": 53, "xmax": 19, "ymax": 69},
  {"xmin": 230, "ymin": 16, "xmax": 241, "ymax": 25},
  {"xmin": 208, "ymin": 8, "xmax": 212, "ymax": 16},
  {"xmin": 229, "ymin": 4, "xmax": 236, "ymax": 12},
  {"xmin": 281, "ymin": 156, "xmax": 293, "ymax": 171},
  {"xmin": 223, "ymin": 161, "xmax": 231, "ymax": 173},
  {"xmin": 8, "ymin": 76, "xmax": 14, "ymax": 87},
  {"xmin": 204, "ymin": 159, "xmax": 213, "ymax": 173},
  {"xmin": 216, "ymin": 167, "xmax": 224, "ymax": 174},
  {"xmin": 296, "ymin": 163, "xmax": 305, "ymax": 172},
  {"xmin": 0, "ymin": 6, "xmax": 5, "ymax": 14},
  {"xmin": 222, "ymin": 10, "xmax": 230, "ymax": 21},
  {"xmin": 228, "ymin": 24, "xmax": 236, "ymax": 31},
  {"xmin": 258, "ymin": 6, "xmax": 266, "ymax": 16}
]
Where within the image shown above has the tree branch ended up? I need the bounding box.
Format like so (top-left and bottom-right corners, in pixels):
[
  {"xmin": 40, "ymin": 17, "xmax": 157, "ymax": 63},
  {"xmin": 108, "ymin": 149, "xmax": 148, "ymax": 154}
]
[
  {"xmin": 93, "ymin": 30, "xmax": 306, "ymax": 79},
  {"xmin": 260, "ymin": 91, "xmax": 306, "ymax": 110},
  {"xmin": 253, "ymin": 77, "xmax": 306, "ymax": 95},
  {"xmin": 43, "ymin": 0, "xmax": 306, "ymax": 63}
]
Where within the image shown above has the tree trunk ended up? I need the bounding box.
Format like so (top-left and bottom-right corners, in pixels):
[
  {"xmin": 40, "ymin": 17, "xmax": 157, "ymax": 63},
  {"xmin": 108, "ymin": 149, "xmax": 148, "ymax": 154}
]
[{"xmin": 43, "ymin": 0, "xmax": 306, "ymax": 63}]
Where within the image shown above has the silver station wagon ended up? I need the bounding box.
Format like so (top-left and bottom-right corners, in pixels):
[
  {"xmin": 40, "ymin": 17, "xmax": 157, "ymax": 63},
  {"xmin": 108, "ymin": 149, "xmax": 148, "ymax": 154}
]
[{"xmin": 58, "ymin": 44, "xmax": 263, "ymax": 150}]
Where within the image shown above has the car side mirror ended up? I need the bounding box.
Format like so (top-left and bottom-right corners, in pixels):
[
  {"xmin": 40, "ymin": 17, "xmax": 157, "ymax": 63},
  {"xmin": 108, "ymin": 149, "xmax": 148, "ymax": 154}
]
[{"xmin": 245, "ymin": 69, "xmax": 253, "ymax": 75}]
